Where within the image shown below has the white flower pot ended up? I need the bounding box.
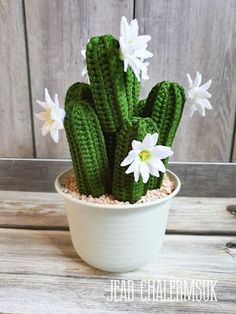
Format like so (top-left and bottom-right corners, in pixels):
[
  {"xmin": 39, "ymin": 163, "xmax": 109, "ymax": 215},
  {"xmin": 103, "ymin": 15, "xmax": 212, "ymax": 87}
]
[{"xmin": 55, "ymin": 168, "xmax": 181, "ymax": 272}]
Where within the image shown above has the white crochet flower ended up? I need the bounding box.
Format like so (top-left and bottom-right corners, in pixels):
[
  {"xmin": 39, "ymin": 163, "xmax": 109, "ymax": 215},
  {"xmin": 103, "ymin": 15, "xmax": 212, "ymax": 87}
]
[
  {"xmin": 81, "ymin": 49, "xmax": 89, "ymax": 82},
  {"xmin": 36, "ymin": 88, "xmax": 65, "ymax": 143},
  {"xmin": 121, "ymin": 133, "xmax": 173, "ymax": 183},
  {"xmin": 186, "ymin": 71, "xmax": 212, "ymax": 117},
  {"xmin": 119, "ymin": 16, "xmax": 153, "ymax": 81}
]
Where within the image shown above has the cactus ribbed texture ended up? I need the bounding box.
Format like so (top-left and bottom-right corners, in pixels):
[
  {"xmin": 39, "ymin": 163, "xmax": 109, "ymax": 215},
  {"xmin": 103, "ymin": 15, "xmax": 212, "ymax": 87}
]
[
  {"xmin": 86, "ymin": 35, "xmax": 140, "ymax": 132},
  {"xmin": 64, "ymin": 99, "xmax": 110, "ymax": 197},
  {"xmin": 65, "ymin": 82, "xmax": 93, "ymax": 109},
  {"xmin": 104, "ymin": 132, "xmax": 117, "ymax": 173},
  {"xmin": 144, "ymin": 81, "xmax": 185, "ymax": 189},
  {"xmin": 112, "ymin": 117, "xmax": 158, "ymax": 203},
  {"xmin": 133, "ymin": 98, "xmax": 146, "ymax": 117},
  {"xmin": 63, "ymin": 31, "xmax": 185, "ymax": 202}
]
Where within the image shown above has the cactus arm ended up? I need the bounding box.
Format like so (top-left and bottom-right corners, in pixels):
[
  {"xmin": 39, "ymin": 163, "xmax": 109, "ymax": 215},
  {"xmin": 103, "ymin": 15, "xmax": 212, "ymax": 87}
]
[
  {"xmin": 133, "ymin": 98, "xmax": 147, "ymax": 117},
  {"xmin": 65, "ymin": 82, "xmax": 93, "ymax": 110},
  {"xmin": 144, "ymin": 81, "xmax": 185, "ymax": 189},
  {"xmin": 86, "ymin": 35, "xmax": 140, "ymax": 132},
  {"xmin": 125, "ymin": 67, "xmax": 141, "ymax": 118},
  {"xmin": 112, "ymin": 117, "xmax": 158, "ymax": 203},
  {"xmin": 64, "ymin": 99, "xmax": 110, "ymax": 197},
  {"xmin": 104, "ymin": 132, "xmax": 117, "ymax": 174}
]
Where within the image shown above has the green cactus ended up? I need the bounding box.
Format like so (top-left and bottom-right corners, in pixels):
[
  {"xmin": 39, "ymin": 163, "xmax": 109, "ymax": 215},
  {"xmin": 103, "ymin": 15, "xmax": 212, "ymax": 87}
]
[
  {"xmin": 112, "ymin": 117, "xmax": 158, "ymax": 203},
  {"xmin": 143, "ymin": 81, "xmax": 185, "ymax": 189},
  {"xmin": 133, "ymin": 98, "xmax": 147, "ymax": 117},
  {"xmin": 65, "ymin": 82, "xmax": 93, "ymax": 109},
  {"xmin": 64, "ymin": 99, "xmax": 110, "ymax": 197},
  {"xmin": 63, "ymin": 32, "xmax": 185, "ymax": 202},
  {"xmin": 104, "ymin": 132, "xmax": 117, "ymax": 173},
  {"xmin": 86, "ymin": 35, "xmax": 140, "ymax": 133}
]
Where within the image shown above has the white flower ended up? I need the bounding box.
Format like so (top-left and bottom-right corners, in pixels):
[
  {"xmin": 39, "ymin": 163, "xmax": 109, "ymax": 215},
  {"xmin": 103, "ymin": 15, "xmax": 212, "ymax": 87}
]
[
  {"xmin": 36, "ymin": 88, "xmax": 65, "ymax": 143},
  {"xmin": 119, "ymin": 16, "xmax": 153, "ymax": 81},
  {"xmin": 81, "ymin": 49, "xmax": 88, "ymax": 80},
  {"xmin": 121, "ymin": 133, "xmax": 173, "ymax": 184},
  {"xmin": 186, "ymin": 71, "xmax": 212, "ymax": 117}
]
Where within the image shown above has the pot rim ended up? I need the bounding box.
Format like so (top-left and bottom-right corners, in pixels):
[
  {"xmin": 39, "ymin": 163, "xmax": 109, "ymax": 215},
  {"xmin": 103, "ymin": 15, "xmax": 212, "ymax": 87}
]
[{"xmin": 55, "ymin": 168, "xmax": 181, "ymax": 210}]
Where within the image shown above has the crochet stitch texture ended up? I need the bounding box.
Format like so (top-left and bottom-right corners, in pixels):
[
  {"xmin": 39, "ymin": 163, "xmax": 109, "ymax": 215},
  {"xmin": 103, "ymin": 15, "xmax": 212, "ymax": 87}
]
[{"xmin": 64, "ymin": 35, "xmax": 185, "ymax": 203}]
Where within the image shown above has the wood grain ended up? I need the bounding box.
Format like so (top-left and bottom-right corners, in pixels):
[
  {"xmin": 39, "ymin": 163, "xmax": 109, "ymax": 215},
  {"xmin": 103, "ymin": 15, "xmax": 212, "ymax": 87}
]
[
  {"xmin": 0, "ymin": 191, "xmax": 235, "ymax": 235},
  {"xmin": 0, "ymin": 159, "xmax": 235, "ymax": 197},
  {"xmin": 232, "ymin": 127, "xmax": 236, "ymax": 161},
  {"xmin": 135, "ymin": 0, "xmax": 236, "ymax": 161},
  {"xmin": 0, "ymin": 0, "xmax": 33, "ymax": 157},
  {"xmin": 0, "ymin": 228, "xmax": 235, "ymax": 313},
  {"xmin": 24, "ymin": 0, "xmax": 133, "ymax": 158}
]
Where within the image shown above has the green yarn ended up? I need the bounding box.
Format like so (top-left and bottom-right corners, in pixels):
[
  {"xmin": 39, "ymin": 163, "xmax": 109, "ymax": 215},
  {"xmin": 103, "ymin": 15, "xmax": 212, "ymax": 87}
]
[
  {"xmin": 65, "ymin": 82, "xmax": 93, "ymax": 110},
  {"xmin": 144, "ymin": 81, "xmax": 185, "ymax": 189},
  {"xmin": 86, "ymin": 34, "xmax": 140, "ymax": 132},
  {"xmin": 112, "ymin": 117, "xmax": 158, "ymax": 203},
  {"xmin": 63, "ymin": 31, "xmax": 186, "ymax": 202},
  {"xmin": 64, "ymin": 99, "xmax": 110, "ymax": 197},
  {"xmin": 133, "ymin": 98, "xmax": 147, "ymax": 117},
  {"xmin": 104, "ymin": 132, "xmax": 117, "ymax": 174}
]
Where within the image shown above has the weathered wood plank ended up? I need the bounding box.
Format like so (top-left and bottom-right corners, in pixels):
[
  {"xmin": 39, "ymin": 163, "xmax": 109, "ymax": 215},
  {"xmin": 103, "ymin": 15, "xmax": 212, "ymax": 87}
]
[
  {"xmin": 232, "ymin": 127, "xmax": 236, "ymax": 161},
  {"xmin": 0, "ymin": 0, "xmax": 33, "ymax": 157},
  {"xmin": 135, "ymin": 0, "xmax": 236, "ymax": 161},
  {"xmin": 0, "ymin": 159, "xmax": 235, "ymax": 197},
  {"xmin": 0, "ymin": 228, "xmax": 235, "ymax": 313},
  {"xmin": 0, "ymin": 191, "xmax": 235, "ymax": 235},
  {"xmin": 24, "ymin": 0, "xmax": 133, "ymax": 158}
]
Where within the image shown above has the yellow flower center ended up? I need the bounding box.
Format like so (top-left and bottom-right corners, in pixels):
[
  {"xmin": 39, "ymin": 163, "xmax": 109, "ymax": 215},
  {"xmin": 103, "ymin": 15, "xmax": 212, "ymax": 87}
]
[
  {"xmin": 128, "ymin": 39, "xmax": 134, "ymax": 44},
  {"xmin": 46, "ymin": 109, "xmax": 54, "ymax": 125},
  {"xmin": 139, "ymin": 150, "xmax": 150, "ymax": 161}
]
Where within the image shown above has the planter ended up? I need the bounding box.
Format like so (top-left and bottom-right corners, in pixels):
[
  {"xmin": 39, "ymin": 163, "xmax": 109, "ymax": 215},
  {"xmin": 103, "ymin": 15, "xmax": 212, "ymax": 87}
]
[{"xmin": 55, "ymin": 168, "xmax": 181, "ymax": 272}]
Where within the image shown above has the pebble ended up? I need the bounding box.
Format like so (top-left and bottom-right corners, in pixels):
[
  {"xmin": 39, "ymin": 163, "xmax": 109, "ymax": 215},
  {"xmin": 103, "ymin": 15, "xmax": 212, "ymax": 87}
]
[{"xmin": 62, "ymin": 175, "xmax": 175, "ymax": 205}]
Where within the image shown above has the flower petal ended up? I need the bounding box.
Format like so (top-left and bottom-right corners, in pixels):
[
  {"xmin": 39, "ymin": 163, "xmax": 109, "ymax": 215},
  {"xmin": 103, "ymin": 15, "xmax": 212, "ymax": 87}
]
[
  {"xmin": 142, "ymin": 133, "xmax": 158, "ymax": 148},
  {"xmin": 186, "ymin": 73, "xmax": 193, "ymax": 88},
  {"xmin": 149, "ymin": 166, "xmax": 160, "ymax": 178},
  {"xmin": 151, "ymin": 158, "xmax": 166, "ymax": 173},
  {"xmin": 132, "ymin": 140, "xmax": 142, "ymax": 150},
  {"xmin": 44, "ymin": 88, "xmax": 55, "ymax": 108},
  {"xmin": 187, "ymin": 103, "xmax": 197, "ymax": 118},
  {"xmin": 130, "ymin": 18, "xmax": 139, "ymax": 38},
  {"xmin": 192, "ymin": 71, "xmax": 202, "ymax": 88},
  {"xmin": 120, "ymin": 16, "xmax": 130, "ymax": 41},
  {"xmin": 128, "ymin": 56, "xmax": 141, "ymax": 81},
  {"xmin": 50, "ymin": 128, "xmax": 59, "ymax": 143},
  {"xmin": 134, "ymin": 167, "xmax": 140, "ymax": 182},
  {"xmin": 201, "ymin": 79, "xmax": 212, "ymax": 91},
  {"xmin": 152, "ymin": 145, "xmax": 173, "ymax": 159},
  {"xmin": 195, "ymin": 101, "xmax": 206, "ymax": 117},
  {"xmin": 195, "ymin": 88, "xmax": 211, "ymax": 99},
  {"xmin": 35, "ymin": 111, "xmax": 48, "ymax": 121},
  {"xmin": 121, "ymin": 151, "xmax": 136, "ymax": 167},
  {"xmin": 198, "ymin": 98, "xmax": 212, "ymax": 110},
  {"xmin": 36, "ymin": 100, "xmax": 49, "ymax": 110},
  {"xmin": 125, "ymin": 158, "xmax": 139, "ymax": 174},
  {"xmin": 140, "ymin": 162, "xmax": 150, "ymax": 183},
  {"xmin": 54, "ymin": 94, "xmax": 60, "ymax": 109},
  {"xmin": 41, "ymin": 122, "xmax": 51, "ymax": 136}
]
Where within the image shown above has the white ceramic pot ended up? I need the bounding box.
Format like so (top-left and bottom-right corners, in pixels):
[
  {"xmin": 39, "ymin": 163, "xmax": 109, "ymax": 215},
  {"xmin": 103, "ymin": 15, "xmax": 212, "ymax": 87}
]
[{"xmin": 55, "ymin": 169, "xmax": 181, "ymax": 272}]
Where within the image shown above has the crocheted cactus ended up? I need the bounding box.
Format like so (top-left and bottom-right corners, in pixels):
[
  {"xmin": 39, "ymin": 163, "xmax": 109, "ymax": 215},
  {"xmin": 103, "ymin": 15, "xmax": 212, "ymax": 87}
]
[
  {"xmin": 143, "ymin": 81, "xmax": 185, "ymax": 189},
  {"xmin": 86, "ymin": 35, "xmax": 140, "ymax": 133},
  {"xmin": 112, "ymin": 117, "xmax": 158, "ymax": 203},
  {"xmin": 65, "ymin": 82, "xmax": 93, "ymax": 109},
  {"xmin": 64, "ymin": 99, "xmax": 110, "ymax": 197},
  {"xmin": 63, "ymin": 32, "xmax": 185, "ymax": 202}
]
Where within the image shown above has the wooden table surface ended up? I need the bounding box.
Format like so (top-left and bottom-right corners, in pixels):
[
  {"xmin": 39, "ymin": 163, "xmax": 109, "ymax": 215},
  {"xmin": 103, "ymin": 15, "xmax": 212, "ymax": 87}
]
[{"xmin": 0, "ymin": 191, "xmax": 235, "ymax": 313}]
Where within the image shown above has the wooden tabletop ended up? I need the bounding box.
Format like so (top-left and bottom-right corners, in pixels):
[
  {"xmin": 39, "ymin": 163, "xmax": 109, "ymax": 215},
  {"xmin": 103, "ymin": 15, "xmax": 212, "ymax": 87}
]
[{"xmin": 0, "ymin": 191, "xmax": 235, "ymax": 313}]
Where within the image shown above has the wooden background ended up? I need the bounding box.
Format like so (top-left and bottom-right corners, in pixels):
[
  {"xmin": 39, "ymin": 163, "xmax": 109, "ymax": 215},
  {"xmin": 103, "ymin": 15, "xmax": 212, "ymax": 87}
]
[{"xmin": 0, "ymin": 0, "xmax": 236, "ymax": 162}]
